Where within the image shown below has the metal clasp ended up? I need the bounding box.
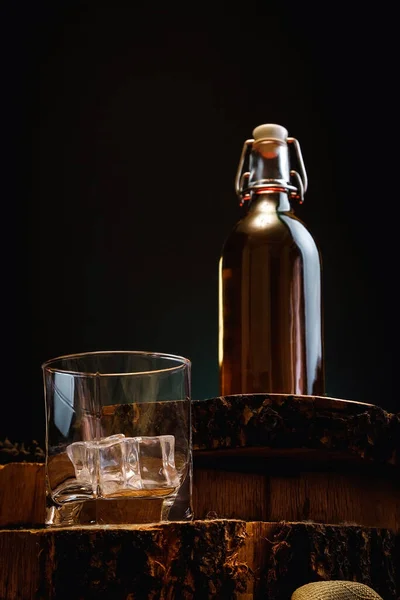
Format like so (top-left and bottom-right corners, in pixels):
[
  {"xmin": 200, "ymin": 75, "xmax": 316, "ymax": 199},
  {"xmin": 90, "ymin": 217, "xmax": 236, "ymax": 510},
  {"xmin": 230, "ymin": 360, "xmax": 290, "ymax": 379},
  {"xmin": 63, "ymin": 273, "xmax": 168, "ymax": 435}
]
[
  {"xmin": 235, "ymin": 139, "xmax": 253, "ymax": 206},
  {"xmin": 287, "ymin": 137, "xmax": 308, "ymax": 204},
  {"xmin": 235, "ymin": 135, "xmax": 308, "ymax": 205}
]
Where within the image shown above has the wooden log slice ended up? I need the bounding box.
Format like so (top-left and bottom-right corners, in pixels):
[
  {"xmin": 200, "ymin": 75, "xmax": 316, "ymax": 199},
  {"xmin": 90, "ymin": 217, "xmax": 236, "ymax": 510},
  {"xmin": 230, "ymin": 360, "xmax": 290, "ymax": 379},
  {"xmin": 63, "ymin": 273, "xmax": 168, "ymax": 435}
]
[
  {"xmin": 1, "ymin": 395, "xmax": 399, "ymax": 529},
  {"xmin": 0, "ymin": 520, "xmax": 398, "ymax": 600},
  {"xmin": 192, "ymin": 394, "xmax": 400, "ymax": 529}
]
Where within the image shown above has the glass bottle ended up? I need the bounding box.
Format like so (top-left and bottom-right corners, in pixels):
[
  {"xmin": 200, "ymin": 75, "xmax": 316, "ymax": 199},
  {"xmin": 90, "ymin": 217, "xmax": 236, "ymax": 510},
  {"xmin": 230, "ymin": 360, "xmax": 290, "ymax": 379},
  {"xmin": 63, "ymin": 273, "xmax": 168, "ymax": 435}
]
[{"xmin": 219, "ymin": 124, "xmax": 325, "ymax": 396}]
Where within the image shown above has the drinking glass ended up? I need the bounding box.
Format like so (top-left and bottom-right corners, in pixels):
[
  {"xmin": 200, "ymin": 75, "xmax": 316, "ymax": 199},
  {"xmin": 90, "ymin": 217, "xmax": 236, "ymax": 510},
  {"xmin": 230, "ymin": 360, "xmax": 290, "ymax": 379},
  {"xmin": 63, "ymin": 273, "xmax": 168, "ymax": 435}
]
[{"xmin": 43, "ymin": 351, "xmax": 192, "ymax": 526}]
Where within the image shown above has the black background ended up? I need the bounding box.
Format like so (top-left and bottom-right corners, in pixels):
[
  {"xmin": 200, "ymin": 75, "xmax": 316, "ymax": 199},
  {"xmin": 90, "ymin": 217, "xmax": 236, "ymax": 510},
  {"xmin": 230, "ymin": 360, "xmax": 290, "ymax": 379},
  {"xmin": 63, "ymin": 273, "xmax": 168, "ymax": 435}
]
[{"xmin": 2, "ymin": 1, "xmax": 397, "ymax": 443}]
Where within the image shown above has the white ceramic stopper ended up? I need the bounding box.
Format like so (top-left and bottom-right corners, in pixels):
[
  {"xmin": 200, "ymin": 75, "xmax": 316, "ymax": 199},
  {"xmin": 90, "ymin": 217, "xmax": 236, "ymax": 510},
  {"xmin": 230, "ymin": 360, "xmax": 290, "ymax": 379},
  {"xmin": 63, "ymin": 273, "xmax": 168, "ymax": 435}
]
[{"xmin": 252, "ymin": 123, "xmax": 288, "ymax": 143}]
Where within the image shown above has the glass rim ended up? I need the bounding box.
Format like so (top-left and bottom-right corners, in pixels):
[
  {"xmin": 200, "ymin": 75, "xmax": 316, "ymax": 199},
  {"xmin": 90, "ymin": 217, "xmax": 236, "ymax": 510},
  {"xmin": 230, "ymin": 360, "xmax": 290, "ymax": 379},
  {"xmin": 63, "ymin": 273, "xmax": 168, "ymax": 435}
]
[{"xmin": 42, "ymin": 350, "xmax": 191, "ymax": 377}]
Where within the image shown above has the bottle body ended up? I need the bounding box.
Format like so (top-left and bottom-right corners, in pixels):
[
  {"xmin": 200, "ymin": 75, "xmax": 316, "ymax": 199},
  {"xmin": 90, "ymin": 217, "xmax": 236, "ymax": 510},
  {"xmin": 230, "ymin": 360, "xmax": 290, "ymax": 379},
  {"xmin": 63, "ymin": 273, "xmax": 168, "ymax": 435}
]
[{"xmin": 219, "ymin": 191, "xmax": 324, "ymax": 396}]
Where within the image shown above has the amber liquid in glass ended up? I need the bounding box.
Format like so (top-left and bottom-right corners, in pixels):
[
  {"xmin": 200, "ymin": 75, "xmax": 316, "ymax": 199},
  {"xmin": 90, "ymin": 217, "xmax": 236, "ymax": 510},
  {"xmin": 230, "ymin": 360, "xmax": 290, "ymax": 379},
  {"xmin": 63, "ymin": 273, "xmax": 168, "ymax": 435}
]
[{"xmin": 219, "ymin": 192, "xmax": 324, "ymax": 396}]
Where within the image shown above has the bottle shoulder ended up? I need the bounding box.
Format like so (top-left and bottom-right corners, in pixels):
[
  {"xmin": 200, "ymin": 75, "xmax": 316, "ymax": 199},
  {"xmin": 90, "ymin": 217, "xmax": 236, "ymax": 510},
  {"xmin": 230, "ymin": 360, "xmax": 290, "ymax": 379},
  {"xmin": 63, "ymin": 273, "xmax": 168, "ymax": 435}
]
[
  {"xmin": 221, "ymin": 211, "xmax": 321, "ymax": 263},
  {"xmin": 223, "ymin": 211, "xmax": 311, "ymax": 244}
]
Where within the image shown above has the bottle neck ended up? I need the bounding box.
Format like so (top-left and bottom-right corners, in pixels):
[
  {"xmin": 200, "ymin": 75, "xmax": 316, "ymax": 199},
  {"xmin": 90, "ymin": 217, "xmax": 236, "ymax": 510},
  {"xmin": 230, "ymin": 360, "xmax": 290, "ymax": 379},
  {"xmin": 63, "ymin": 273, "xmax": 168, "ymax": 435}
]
[
  {"xmin": 247, "ymin": 190, "xmax": 292, "ymax": 213},
  {"xmin": 248, "ymin": 139, "xmax": 290, "ymax": 192}
]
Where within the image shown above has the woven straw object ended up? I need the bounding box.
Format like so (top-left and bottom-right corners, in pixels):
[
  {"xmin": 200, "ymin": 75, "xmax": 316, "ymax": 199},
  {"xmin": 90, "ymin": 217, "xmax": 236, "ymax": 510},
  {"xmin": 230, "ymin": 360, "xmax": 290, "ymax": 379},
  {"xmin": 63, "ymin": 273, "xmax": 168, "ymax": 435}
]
[{"xmin": 291, "ymin": 581, "xmax": 383, "ymax": 599}]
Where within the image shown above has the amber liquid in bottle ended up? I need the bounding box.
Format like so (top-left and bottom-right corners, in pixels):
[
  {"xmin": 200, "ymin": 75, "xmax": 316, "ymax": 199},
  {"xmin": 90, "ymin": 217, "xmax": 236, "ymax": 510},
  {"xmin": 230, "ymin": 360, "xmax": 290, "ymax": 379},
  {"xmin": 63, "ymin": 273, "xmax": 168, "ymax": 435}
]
[{"xmin": 219, "ymin": 125, "xmax": 325, "ymax": 396}]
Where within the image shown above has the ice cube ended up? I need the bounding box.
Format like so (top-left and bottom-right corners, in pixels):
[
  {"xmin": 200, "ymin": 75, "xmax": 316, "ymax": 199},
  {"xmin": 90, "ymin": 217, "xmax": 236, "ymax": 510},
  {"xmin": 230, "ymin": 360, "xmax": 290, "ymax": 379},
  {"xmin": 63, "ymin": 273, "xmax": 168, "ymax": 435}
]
[
  {"xmin": 97, "ymin": 434, "xmax": 127, "ymax": 497},
  {"xmin": 123, "ymin": 437, "xmax": 142, "ymax": 492},
  {"xmin": 66, "ymin": 440, "xmax": 96, "ymax": 491},
  {"xmin": 67, "ymin": 434, "xmax": 125, "ymax": 496},
  {"xmin": 138, "ymin": 435, "xmax": 180, "ymax": 491},
  {"xmin": 99, "ymin": 434, "xmax": 126, "ymax": 443}
]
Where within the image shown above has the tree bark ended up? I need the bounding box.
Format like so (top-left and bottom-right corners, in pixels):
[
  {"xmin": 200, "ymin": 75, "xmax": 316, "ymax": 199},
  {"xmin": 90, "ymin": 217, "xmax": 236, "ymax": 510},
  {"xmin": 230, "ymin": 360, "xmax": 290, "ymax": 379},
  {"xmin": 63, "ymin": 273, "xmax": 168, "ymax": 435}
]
[{"xmin": 192, "ymin": 394, "xmax": 399, "ymax": 466}]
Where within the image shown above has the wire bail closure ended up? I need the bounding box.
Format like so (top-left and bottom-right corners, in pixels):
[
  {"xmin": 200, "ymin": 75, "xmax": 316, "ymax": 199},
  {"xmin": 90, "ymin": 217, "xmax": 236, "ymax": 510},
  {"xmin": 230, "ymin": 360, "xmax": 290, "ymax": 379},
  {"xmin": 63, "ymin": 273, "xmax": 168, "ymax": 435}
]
[{"xmin": 235, "ymin": 136, "xmax": 308, "ymax": 206}]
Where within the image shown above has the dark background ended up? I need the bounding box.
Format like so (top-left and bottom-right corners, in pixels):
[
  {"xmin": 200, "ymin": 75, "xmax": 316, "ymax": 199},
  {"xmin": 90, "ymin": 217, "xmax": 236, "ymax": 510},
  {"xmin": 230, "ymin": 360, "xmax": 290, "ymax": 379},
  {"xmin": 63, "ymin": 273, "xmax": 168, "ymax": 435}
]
[{"xmin": 2, "ymin": 2, "xmax": 397, "ymax": 443}]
